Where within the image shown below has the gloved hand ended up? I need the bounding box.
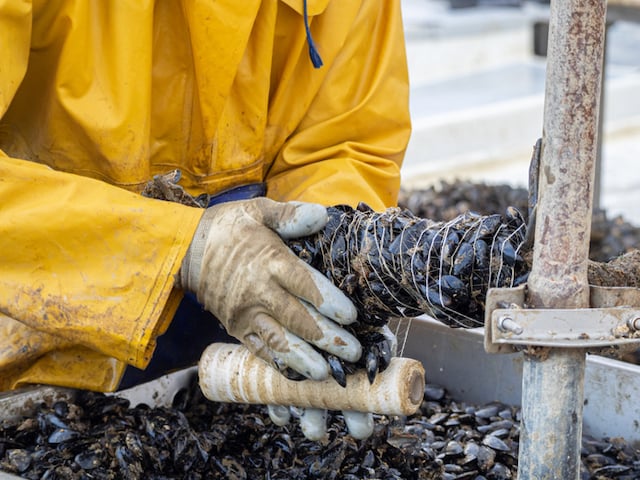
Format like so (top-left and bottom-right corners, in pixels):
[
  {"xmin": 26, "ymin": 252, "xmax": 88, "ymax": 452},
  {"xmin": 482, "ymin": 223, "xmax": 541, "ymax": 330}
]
[
  {"xmin": 268, "ymin": 324, "xmax": 399, "ymax": 441},
  {"xmin": 179, "ymin": 197, "xmax": 362, "ymax": 381}
]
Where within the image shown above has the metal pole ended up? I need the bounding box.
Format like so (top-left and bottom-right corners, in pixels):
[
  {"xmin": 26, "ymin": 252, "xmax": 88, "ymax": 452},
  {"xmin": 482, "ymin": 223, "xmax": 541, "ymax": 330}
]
[{"xmin": 519, "ymin": 0, "xmax": 607, "ymax": 479}]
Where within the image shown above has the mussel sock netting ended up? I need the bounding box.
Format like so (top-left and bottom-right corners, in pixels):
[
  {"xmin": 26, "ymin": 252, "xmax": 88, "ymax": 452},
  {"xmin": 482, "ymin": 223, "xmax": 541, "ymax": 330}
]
[{"xmin": 287, "ymin": 202, "xmax": 530, "ymax": 329}]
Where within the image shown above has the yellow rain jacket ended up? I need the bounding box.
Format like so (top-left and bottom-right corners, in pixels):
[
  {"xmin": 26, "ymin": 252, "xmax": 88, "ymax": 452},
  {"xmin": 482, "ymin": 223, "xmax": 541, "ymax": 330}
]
[{"xmin": 0, "ymin": 0, "xmax": 411, "ymax": 392}]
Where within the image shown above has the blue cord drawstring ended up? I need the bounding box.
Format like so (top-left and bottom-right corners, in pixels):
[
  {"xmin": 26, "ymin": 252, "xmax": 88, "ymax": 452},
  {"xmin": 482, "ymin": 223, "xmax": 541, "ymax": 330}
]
[{"xmin": 303, "ymin": 0, "xmax": 323, "ymax": 68}]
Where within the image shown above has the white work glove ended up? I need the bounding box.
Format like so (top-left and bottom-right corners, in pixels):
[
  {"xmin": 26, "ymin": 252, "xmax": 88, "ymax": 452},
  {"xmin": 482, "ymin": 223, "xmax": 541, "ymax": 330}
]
[
  {"xmin": 268, "ymin": 324, "xmax": 399, "ymax": 441},
  {"xmin": 179, "ymin": 198, "xmax": 362, "ymax": 381}
]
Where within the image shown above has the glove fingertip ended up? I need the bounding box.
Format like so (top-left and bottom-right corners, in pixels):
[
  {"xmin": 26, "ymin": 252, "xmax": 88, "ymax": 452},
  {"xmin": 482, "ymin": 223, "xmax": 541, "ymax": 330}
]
[
  {"xmin": 268, "ymin": 405, "xmax": 291, "ymax": 427},
  {"xmin": 341, "ymin": 340, "xmax": 362, "ymax": 364},
  {"xmin": 276, "ymin": 202, "xmax": 328, "ymax": 239},
  {"xmin": 279, "ymin": 331, "xmax": 330, "ymax": 381},
  {"xmin": 313, "ymin": 277, "xmax": 358, "ymax": 325},
  {"xmin": 300, "ymin": 408, "xmax": 328, "ymax": 441},
  {"xmin": 343, "ymin": 411, "xmax": 374, "ymax": 440}
]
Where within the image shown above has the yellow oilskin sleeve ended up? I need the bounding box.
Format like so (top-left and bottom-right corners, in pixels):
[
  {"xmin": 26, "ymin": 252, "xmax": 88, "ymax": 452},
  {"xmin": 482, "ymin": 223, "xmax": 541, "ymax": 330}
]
[
  {"xmin": 0, "ymin": 154, "xmax": 202, "ymax": 390},
  {"xmin": 0, "ymin": 313, "xmax": 126, "ymax": 392},
  {"xmin": 10, "ymin": 348, "xmax": 127, "ymax": 393}
]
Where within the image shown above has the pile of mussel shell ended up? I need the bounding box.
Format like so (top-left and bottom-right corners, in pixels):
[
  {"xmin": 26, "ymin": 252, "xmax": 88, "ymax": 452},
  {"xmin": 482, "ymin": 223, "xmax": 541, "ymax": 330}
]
[
  {"xmin": 398, "ymin": 180, "xmax": 640, "ymax": 264},
  {"xmin": 2, "ymin": 373, "xmax": 639, "ymax": 479}
]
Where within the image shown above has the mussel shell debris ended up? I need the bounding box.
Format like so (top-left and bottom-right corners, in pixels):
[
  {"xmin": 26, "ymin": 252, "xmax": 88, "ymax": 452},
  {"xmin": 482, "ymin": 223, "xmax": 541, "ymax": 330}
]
[{"xmin": 2, "ymin": 378, "xmax": 639, "ymax": 479}]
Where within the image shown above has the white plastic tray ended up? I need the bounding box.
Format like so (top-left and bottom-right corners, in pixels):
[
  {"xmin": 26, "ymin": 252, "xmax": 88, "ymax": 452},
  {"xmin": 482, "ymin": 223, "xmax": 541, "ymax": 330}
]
[{"xmin": 400, "ymin": 316, "xmax": 640, "ymax": 444}]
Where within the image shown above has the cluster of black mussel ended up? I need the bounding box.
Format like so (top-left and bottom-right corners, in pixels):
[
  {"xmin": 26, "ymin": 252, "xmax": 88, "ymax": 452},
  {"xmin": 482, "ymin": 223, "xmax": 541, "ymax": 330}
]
[
  {"xmin": 2, "ymin": 373, "xmax": 639, "ymax": 479},
  {"xmin": 286, "ymin": 199, "xmax": 530, "ymax": 386},
  {"xmin": 288, "ymin": 202, "xmax": 530, "ymax": 328},
  {"xmin": 397, "ymin": 180, "xmax": 640, "ymax": 265}
]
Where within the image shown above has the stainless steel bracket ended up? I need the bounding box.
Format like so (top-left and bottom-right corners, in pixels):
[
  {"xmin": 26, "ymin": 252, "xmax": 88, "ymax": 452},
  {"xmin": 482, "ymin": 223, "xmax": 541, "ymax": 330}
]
[{"xmin": 484, "ymin": 284, "xmax": 640, "ymax": 354}]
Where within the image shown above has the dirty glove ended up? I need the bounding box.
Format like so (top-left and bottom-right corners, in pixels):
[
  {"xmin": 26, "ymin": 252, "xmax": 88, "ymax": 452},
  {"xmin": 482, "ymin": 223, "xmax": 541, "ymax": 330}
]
[
  {"xmin": 179, "ymin": 198, "xmax": 362, "ymax": 381},
  {"xmin": 268, "ymin": 324, "xmax": 399, "ymax": 441},
  {"xmin": 268, "ymin": 405, "xmax": 374, "ymax": 441}
]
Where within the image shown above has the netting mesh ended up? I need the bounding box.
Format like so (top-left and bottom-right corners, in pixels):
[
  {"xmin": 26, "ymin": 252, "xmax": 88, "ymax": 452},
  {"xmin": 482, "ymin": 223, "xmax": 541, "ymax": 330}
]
[{"xmin": 287, "ymin": 202, "xmax": 531, "ymax": 329}]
